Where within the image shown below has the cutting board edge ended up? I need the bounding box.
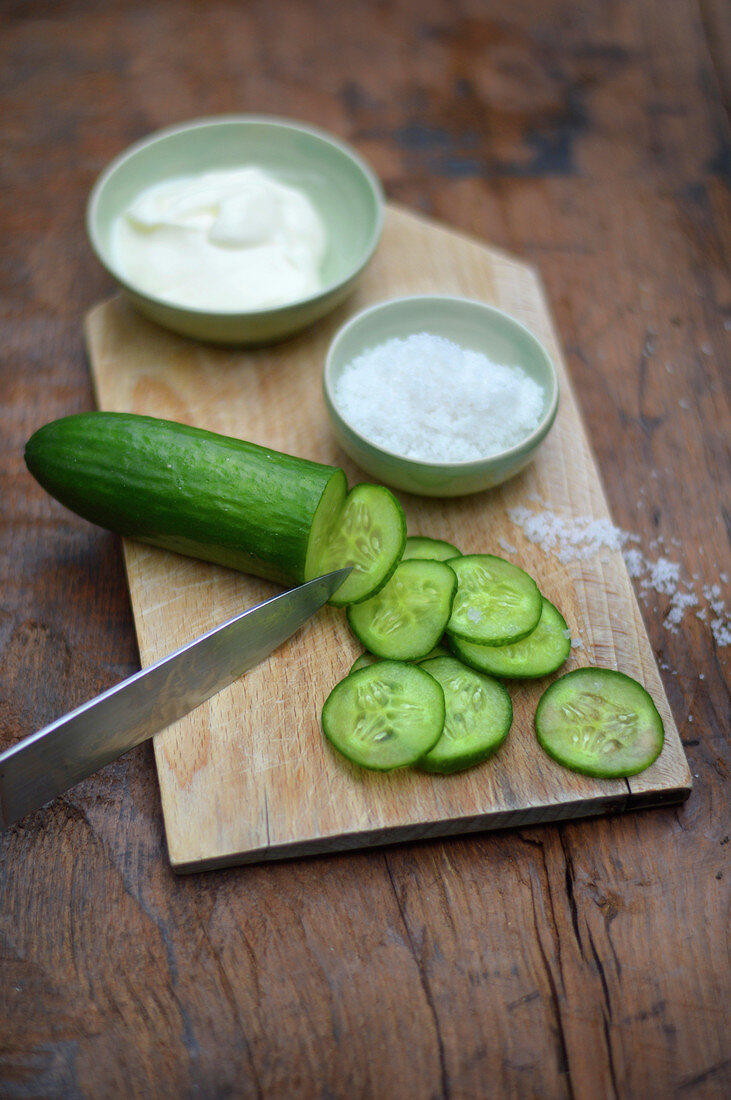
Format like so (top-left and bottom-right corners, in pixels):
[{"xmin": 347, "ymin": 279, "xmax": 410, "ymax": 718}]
[
  {"xmin": 167, "ymin": 781, "xmax": 692, "ymax": 874},
  {"xmin": 386, "ymin": 200, "xmax": 544, "ymax": 277}
]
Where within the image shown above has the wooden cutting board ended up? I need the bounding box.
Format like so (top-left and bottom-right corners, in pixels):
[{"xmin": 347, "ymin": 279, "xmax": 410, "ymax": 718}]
[{"xmin": 85, "ymin": 204, "xmax": 691, "ymax": 873}]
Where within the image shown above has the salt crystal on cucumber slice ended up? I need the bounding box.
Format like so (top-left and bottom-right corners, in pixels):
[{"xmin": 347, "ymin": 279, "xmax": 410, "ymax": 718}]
[
  {"xmin": 449, "ymin": 597, "xmax": 571, "ymax": 679},
  {"xmin": 446, "ymin": 554, "xmax": 542, "ymax": 647}
]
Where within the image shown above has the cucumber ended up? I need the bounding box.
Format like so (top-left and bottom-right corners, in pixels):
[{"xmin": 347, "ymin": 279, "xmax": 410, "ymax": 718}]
[
  {"xmin": 446, "ymin": 554, "xmax": 542, "ymax": 647},
  {"xmin": 402, "ymin": 536, "xmax": 462, "ymax": 562},
  {"xmin": 24, "ymin": 412, "xmax": 404, "ymax": 600},
  {"xmin": 316, "ymin": 483, "xmax": 406, "ymax": 606},
  {"xmin": 417, "ymin": 656, "xmax": 512, "ymax": 773},
  {"xmin": 534, "ymin": 667, "xmax": 665, "ymax": 778},
  {"xmin": 349, "ymin": 652, "xmax": 381, "ymax": 673},
  {"xmin": 346, "ymin": 559, "xmax": 457, "ymax": 661},
  {"xmin": 321, "ymin": 661, "xmax": 445, "ymax": 771},
  {"xmin": 449, "ymin": 597, "xmax": 571, "ymax": 679},
  {"xmin": 349, "ymin": 643, "xmax": 450, "ymax": 673}
]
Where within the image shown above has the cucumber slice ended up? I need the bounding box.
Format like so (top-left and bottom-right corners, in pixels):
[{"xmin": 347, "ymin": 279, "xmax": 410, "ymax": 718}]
[
  {"xmin": 534, "ymin": 667, "xmax": 665, "ymax": 778},
  {"xmin": 446, "ymin": 554, "xmax": 542, "ymax": 647},
  {"xmin": 349, "ymin": 652, "xmax": 381, "ymax": 673},
  {"xmin": 403, "ymin": 536, "xmax": 462, "ymax": 562},
  {"xmin": 349, "ymin": 643, "xmax": 450, "ymax": 674},
  {"xmin": 449, "ymin": 597, "xmax": 571, "ymax": 679},
  {"xmin": 315, "ymin": 484, "xmax": 406, "ymax": 607},
  {"xmin": 346, "ymin": 559, "xmax": 457, "ymax": 660},
  {"xmin": 321, "ymin": 662, "xmax": 445, "ymax": 771},
  {"xmin": 418, "ymin": 643, "xmax": 451, "ymax": 661},
  {"xmin": 417, "ymin": 657, "xmax": 512, "ymax": 774}
]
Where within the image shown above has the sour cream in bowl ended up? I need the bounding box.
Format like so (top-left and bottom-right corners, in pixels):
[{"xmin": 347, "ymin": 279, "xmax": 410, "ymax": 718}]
[
  {"xmin": 112, "ymin": 166, "xmax": 327, "ymax": 313},
  {"xmin": 87, "ymin": 116, "xmax": 383, "ymax": 345}
]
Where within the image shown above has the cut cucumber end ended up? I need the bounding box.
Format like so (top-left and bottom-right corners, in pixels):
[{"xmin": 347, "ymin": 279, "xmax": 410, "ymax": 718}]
[
  {"xmin": 304, "ymin": 467, "xmax": 349, "ymax": 582},
  {"xmin": 534, "ymin": 666, "xmax": 665, "ymax": 779},
  {"xmin": 313, "ymin": 483, "xmax": 407, "ymax": 607},
  {"xmin": 322, "ymin": 661, "xmax": 445, "ymax": 771}
]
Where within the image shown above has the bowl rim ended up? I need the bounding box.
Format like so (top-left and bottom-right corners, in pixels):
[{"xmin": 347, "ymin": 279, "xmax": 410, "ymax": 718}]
[
  {"xmin": 323, "ymin": 294, "xmax": 560, "ymax": 474},
  {"xmin": 86, "ymin": 114, "xmax": 385, "ymax": 319}
]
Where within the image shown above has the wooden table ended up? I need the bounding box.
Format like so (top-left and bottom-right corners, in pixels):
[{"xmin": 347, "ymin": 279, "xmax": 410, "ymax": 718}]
[{"xmin": 1, "ymin": 2, "xmax": 728, "ymax": 1096}]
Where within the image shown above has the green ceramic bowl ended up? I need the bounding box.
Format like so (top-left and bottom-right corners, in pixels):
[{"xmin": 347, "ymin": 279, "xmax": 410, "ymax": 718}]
[
  {"xmin": 86, "ymin": 116, "xmax": 383, "ymax": 345},
  {"xmin": 324, "ymin": 296, "xmax": 559, "ymax": 497}
]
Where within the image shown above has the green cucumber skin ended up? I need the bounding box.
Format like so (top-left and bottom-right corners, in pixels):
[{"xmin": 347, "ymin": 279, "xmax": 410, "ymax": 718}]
[
  {"xmin": 449, "ymin": 598, "xmax": 571, "ymax": 680},
  {"xmin": 25, "ymin": 412, "xmax": 347, "ymax": 587},
  {"xmin": 534, "ymin": 667, "xmax": 665, "ymax": 779}
]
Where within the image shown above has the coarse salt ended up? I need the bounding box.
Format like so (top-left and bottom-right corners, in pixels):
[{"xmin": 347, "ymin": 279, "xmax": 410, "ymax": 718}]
[
  {"xmin": 333, "ymin": 333, "xmax": 544, "ymax": 463},
  {"xmin": 506, "ymin": 497, "xmax": 730, "ymax": 646}
]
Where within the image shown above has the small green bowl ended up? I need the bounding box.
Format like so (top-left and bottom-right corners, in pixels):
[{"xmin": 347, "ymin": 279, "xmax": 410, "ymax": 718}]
[
  {"xmin": 86, "ymin": 116, "xmax": 383, "ymax": 345},
  {"xmin": 323, "ymin": 296, "xmax": 559, "ymax": 497}
]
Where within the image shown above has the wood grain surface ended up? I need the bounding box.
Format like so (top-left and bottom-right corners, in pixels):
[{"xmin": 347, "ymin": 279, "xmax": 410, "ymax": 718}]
[
  {"xmin": 1, "ymin": 1, "xmax": 728, "ymax": 1097},
  {"xmin": 85, "ymin": 206, "xmax": 690, "ymax": 871}
]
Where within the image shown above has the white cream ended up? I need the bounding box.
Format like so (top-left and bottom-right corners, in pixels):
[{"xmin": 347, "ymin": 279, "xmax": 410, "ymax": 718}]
[{"xmin": 111, "ymin": 166, "xmax": 327, "ymax": 311}]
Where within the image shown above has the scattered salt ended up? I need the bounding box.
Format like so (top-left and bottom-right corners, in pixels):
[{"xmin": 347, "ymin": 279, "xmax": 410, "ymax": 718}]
[
  {"xmin": 711, "ymin": 618, "xmax": 731, "ymax": 647},
  {"xmin": 624, "ymin": 547, "xmax": 646, "ymax": 578},
  {"xmin": 506, "ymin": 498, "xmax": 730, "ymax": 645},
  {"xmin": 665, "ymin": 590, "xmax": 699, "ymax": 631},
  {"xmin": 467, "ymin": 607, "xmax": 482, "ymax": 623},
  {"xmin": 498, "ymin": 537, "xmax": 517, "ymax": 555},
  {"xmin": 506, "ymin": 505, "xmax": 627, "ymax": 563},
  {"xmin": 333, "ymin": 333, "xmax": 545, "ymax": 463},
  {"xmin": 642, "ymin": 558, "xmax": 680, "ymax": 596}
]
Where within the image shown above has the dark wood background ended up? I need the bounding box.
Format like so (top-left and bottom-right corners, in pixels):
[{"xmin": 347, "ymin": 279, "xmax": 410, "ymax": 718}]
[{"xmin": 1, "ymin": 1, "xmax": 729, "ymax": 1097}]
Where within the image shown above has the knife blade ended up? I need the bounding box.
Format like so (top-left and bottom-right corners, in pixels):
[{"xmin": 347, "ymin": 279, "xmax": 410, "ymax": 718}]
[{"xmin": 0, "ymin": 568, "xmax": 350, "ymax": 830}]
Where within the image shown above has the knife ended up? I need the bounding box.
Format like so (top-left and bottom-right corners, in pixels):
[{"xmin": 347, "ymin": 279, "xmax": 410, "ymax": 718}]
[{"xmin": 0, "ymin": 568, "xmax": 350, "ymax": 830}]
